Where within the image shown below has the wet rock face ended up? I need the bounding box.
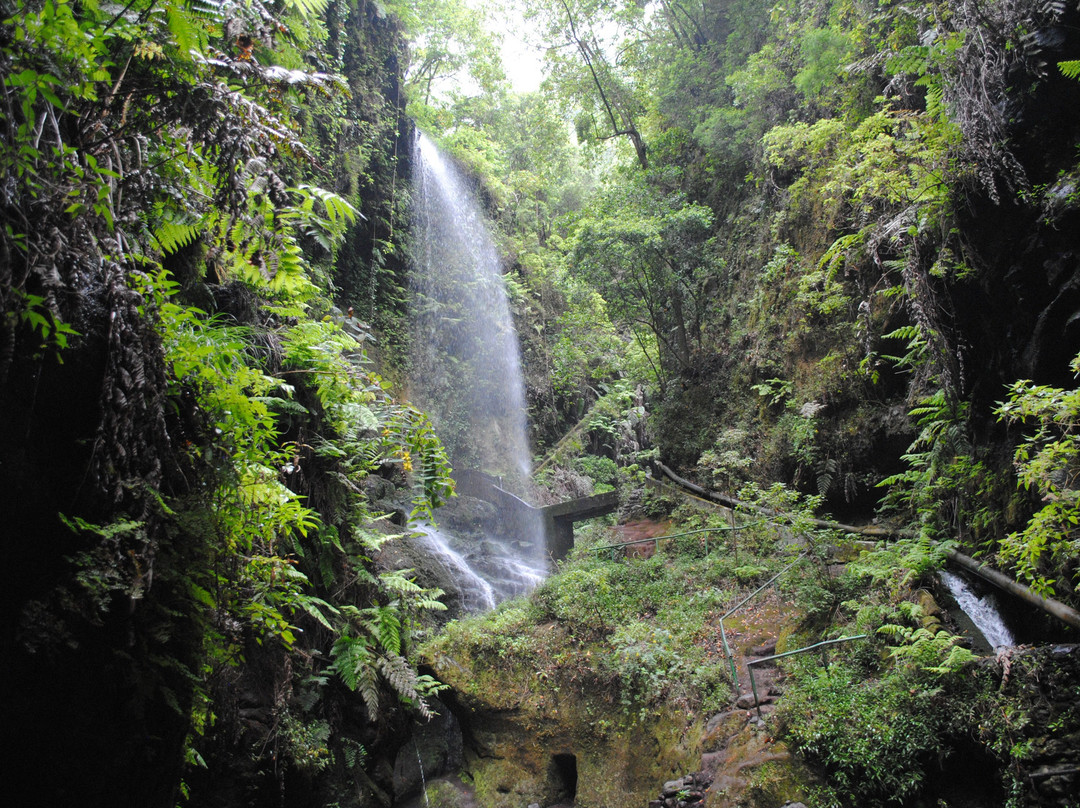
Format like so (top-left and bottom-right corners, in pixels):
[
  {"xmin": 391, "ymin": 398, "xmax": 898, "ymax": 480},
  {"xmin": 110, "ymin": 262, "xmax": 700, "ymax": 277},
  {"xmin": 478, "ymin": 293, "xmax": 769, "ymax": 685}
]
[
  {"xmin": 644, "ymin": 709, "xmax": 817, "ymax": 808},
  {"xmin": 995, "ymin": 644, "xmax": 1080, "ymax": 807},
  {"xmin": 430, "ymin": 657, "xmax": 702, "ymax": 808},
  {"xmin": 392, "ymin": 699, "xmax": 464, "ymax": 801}
]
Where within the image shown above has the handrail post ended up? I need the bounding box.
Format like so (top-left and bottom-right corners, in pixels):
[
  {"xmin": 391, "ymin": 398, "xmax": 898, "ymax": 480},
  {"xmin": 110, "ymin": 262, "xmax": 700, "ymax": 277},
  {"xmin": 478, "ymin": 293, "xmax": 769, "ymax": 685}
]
[
  {"xmin": 748, "ymin": 663, "xmax": 763, "ymax": 720},
  {"xmin": 718, "ymin": 551, "xmax": 807, "ymax": 694},
  {"xmin": 745, "ymin": 635, "xmax": 868, "ymax": 717},
  {"xmin": 719, "ymin": 618, "xmax": 738, "ymax": 688}
]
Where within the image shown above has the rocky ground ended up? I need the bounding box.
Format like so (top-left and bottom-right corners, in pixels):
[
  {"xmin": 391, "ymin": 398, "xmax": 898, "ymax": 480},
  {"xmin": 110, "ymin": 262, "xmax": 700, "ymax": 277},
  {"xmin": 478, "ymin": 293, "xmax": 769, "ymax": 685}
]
[{"xmin": 645, "ymin": 588, "xmax": 819, "ymax": 808}]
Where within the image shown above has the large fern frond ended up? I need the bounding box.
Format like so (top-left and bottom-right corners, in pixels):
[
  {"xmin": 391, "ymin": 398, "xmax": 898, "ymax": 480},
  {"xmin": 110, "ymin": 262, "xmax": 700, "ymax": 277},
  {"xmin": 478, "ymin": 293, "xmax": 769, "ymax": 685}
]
[
  {"xmin": 280, "ymin": 0, "xmax": 330, "ymax": 20},
  {"xmin": 356, "ymin": 663, "xmax": 380, "ymax": 721},
  {"xmin": 377, "ymin": 653, "xmax": 432, "ymax": 719},
  {"xmin": 379, "ymin": 569, "xmax": 423, "ymax": 595},
  {"xmin": 153, "ymin": 221, "xmax": 200, "ymax": 254},
  {"xmin": 1059, "ymin": 60, "xmax": 1080, "ymax": 80},
  {"xmin": 329, "ymin": 633, "xmax": 371, "ymax": 690},
  {"xmin": 363, "ymin": 604, "xmax": 401, "ymax": 656}
]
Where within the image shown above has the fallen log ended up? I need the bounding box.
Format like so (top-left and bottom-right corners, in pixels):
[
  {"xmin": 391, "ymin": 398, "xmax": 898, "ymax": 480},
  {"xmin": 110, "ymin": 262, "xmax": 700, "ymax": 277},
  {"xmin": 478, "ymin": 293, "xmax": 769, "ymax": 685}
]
[
  {"xmin": 654, "ymin": 460, "xmax": 900, "ymax": 537},
  {"xmin": 654, "ymin": 460, "xmax": 1080, "ymax": 633},
  {"xmin": 946, "ymin": 549, "xmax": 1080, "ymax": 632}
]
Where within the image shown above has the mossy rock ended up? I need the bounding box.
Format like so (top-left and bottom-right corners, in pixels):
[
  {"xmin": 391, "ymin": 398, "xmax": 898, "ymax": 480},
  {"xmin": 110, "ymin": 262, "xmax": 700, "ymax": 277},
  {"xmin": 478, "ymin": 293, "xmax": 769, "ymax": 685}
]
[{"xmin": 742, "ymin": 756, "xmax": 818, "ymax": 808}]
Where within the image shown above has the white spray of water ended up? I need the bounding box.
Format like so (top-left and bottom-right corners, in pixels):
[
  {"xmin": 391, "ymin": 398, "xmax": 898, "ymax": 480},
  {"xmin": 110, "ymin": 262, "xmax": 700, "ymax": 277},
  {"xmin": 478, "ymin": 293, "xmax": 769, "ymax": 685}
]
[
  {"xmin": 407, "ymin": 132, "xmax": 547, "ymax": 608},
  {"xmin": 409, "ymin": 132, "xmax": 534, "ymax": 485},
  {"xmin": 939, "ymin": 570, "xmax": 1016, "ymax": 650},
  {"xmin": 411, "ymin": 523, "xmax": 497, "ymax": 613}
]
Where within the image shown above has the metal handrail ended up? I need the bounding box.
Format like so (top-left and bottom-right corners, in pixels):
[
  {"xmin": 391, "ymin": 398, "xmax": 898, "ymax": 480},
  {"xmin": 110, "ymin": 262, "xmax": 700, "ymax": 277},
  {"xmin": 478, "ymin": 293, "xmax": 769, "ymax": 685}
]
[
  {"xmin": 746, "ymin": 634, "xmax": 868, "ymax": 718},
  {"xmin": 718, "ymin": 551, "xmax": 807, "ymax": 688}
]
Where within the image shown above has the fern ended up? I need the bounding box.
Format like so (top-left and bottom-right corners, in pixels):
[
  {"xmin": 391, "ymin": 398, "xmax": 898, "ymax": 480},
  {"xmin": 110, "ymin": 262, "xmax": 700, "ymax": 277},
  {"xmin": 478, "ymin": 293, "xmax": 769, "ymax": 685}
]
[
  {"xmin": 364, "ymin": 604, "xmax": 401, "ymax": 656},
  {"xmin": 292, "ymin": 184, "xmax": 359, "ymax": 224},
  {"xmin": 292, "ymin": 594, "xmax": 337, "ymax": 630},
  {"xmin": 378, "ymin": 569, "xmax": 424, "ymax": 595},
  {"xmin": 880, "ymin": 624, "xmax": 977, "ymax": 675},
  {"xmin": 330, "ymin": 631, "xmax": 381, "ymax": 719},
  {"xmin": 354, "ymin": 526, "xmax": 403, "ymax": 553},
  {"xmin": 188, "ymin": 0, "xmax": 227, "ymax": 18},
  {"xmin": 415, "ymin": 594, "xmax": 448, "ymax": 612},
  {"xmin": 281, "ymin": 0, "xmax": 330, "ymax": 20},
  {"xmin": 1059, "ymin": 60, "xmax": 1080, "ymax": 80},
  {"xmin": 378, "ymin": 653, "xmax": 432, "ymax": 718},
  {"xmin": 153, "ymin": 221, "xmax": 200, "ymax": 254},
  {"xmin": 815, "ymin": 456, "xmax": 839, "ymax": 496}
]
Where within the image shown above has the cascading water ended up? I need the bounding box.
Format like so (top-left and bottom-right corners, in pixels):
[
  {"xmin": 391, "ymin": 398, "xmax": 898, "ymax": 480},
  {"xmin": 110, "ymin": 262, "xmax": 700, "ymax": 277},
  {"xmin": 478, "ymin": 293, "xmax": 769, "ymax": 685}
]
[
  {"xmin": 939, "ymin": 569, "xmax": 1017, "ymax": 651},
  {"xmin": 409, "ymin": 132, "xmax": 533, "ymax": 483},
  {"xmin": 408, "ymin": 131, "xmax": 546, "ymax": 605},
  {"xmin": 412, "ymin": 523, "xmax": 497, "ymax": 614}
]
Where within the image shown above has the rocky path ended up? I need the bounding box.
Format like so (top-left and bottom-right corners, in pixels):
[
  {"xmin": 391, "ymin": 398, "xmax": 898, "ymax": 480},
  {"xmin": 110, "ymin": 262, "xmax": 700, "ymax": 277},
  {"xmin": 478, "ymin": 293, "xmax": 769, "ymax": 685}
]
[{"xmin": 649, "ymin": 589, "xmax": 814, "ymax": 808}]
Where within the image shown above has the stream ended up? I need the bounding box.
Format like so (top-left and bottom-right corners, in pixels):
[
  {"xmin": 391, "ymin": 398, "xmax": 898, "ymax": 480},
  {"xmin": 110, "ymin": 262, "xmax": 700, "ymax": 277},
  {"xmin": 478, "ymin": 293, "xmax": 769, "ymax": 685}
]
[{"xmin": 939, "ymin": 569, "xmax": 1017, "ymax": 651}]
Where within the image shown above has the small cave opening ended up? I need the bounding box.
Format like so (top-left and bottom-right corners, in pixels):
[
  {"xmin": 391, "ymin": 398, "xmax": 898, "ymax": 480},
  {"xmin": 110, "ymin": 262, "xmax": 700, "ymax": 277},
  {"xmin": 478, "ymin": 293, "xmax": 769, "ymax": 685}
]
[{"xmin": 548, "ymin": 753, "xmax": 578, "ymax": 803}]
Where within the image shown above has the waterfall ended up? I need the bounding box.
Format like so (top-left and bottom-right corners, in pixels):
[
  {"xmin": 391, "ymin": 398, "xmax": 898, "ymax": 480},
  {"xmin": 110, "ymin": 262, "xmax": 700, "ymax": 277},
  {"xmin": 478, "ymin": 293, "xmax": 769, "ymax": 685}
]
[
  {"xmin": 939, "ymin": 569, "xmax": 1016, "ymax": 650},
  {"xmin": 409, "ymin": 132, "xmax": 533, "ymax": 484},
  {"xmin": 407, "ymin": 132, "xmax": 546, "ymax": 605},
  {"xmin": 412, "ymin": 523, "xmax": 497, "ymax": 614}
]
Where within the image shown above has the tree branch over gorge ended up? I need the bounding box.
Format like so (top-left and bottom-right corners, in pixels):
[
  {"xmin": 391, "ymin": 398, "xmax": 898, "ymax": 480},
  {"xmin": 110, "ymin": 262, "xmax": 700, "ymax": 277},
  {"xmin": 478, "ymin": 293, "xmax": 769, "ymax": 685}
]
[{"xmin": 548, "ymin": 0, "xmax": 648, "ymax": 168}]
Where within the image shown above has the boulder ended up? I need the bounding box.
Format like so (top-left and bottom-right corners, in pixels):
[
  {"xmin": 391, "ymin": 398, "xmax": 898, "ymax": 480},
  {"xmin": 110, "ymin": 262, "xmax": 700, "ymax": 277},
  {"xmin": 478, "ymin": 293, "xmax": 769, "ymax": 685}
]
[
  {"xmin": 735, "ymin": 692, "xmax": 771, "ymax": 710},
  {"xmin": 662, "ymin": 778, "xmax": 686, "ymax": 796}
]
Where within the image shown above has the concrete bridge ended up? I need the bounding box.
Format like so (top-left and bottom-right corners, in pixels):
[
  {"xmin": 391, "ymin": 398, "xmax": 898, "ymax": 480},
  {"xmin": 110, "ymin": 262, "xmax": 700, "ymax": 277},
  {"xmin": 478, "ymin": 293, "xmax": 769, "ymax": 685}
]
[{"xmin": 453, "ymin": 469, "xmax": 619, "ymax": 561}]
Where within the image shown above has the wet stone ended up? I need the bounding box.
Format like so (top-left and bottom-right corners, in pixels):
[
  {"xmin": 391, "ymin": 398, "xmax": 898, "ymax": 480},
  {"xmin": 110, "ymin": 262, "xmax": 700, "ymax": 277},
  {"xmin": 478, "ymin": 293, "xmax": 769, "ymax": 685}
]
[
  {"xmin": 736, "ymin": 693, "xmax": 772, "ymax": 709},
  {"xmin": 662, "ymin": 778, "xmax": 686, "ymax": 796}
]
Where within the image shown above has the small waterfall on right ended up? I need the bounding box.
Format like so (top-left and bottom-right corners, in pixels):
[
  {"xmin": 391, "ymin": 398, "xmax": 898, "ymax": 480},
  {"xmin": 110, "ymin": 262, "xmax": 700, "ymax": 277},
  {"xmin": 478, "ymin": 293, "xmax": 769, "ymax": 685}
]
[{"xmin": 939, "ymin": 569, "xmax": 1017, "ymax": 650}]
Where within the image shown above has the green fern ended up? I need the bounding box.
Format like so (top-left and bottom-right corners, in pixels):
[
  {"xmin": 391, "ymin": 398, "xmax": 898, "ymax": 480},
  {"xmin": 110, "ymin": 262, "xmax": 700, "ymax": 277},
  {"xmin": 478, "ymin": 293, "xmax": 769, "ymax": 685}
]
[
  {"xmin": 356, "ymin": 663, "xmax": 381, "ymax": 720},
  {"xmin": 378, "ymin": 569, "xmax": 424, "ymax": 596},
  {"xmin": 377, "ymin": 653, "xmax": 432, "ymax": 718},
  {"xmin": 815, "ymin": 456, "xmax": 839, "ymax": 497},
  {"xmin": 280, "ymin": 0, "xmax": 330, "ymax": 20},
  {"xmin": 1059, "ymin": 60, "xmax": 1080, "ymax": 80},
  {"xmin": 153, "ymin": 221, "xmax": 200, "ymax": 254},
  {"xmin": 292, "ymin": 184, "xmax": 358, "ymax": 224},
  {"xmin": 364, "ymin": 604, "xmax": 401, "ymax": 656}
]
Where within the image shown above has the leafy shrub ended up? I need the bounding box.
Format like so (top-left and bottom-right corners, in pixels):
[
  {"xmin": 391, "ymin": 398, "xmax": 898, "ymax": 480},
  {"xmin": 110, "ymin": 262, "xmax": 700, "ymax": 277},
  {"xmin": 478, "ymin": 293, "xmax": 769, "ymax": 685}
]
[
  {"xmin": 995, "ymin": 350, "xmax": 1080, "ymax": 601},
  {"xmin": 574, "ymin": 454, "xmax": 620, "ymax": 490},
  {"xmin": 779, "ymin": 661, "xmax": 951, "ymax": 805}
]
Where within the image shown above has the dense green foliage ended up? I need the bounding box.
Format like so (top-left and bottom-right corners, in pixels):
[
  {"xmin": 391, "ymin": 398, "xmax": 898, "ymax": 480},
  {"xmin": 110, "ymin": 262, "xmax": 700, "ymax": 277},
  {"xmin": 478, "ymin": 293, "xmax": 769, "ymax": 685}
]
[
  {"xmin": 0, "ymin": 0, "xmax": 457, "ymax": 804},
  {"xmin": 424, "ymin": 509, "xmax": 802, "ymax": 720},
  {"xmin": 5, "ymin": 0, "xmax": 1080, "ymax": 804},
  {"xmin": 412, "ymin": 0, "xmax": 1080, "ymax": 608}
]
